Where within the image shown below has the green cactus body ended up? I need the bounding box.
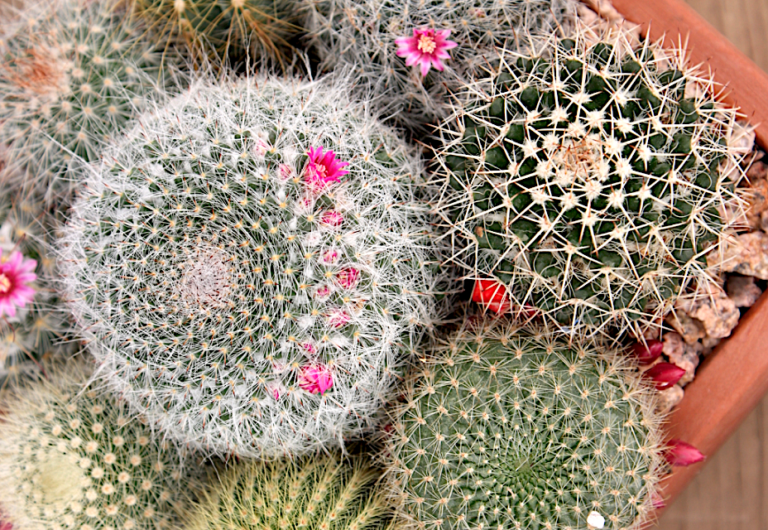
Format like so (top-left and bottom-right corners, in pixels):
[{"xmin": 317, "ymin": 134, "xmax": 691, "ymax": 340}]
[
  {"xmin": 432, "ymin": 27, "xmax": 746, "ymax": 334},
  {"xmin": 185, "ymin": 452, "xmax": 389, "ymax": 530},
  {"xmin": 303, "ymin": 0, "xmax": 576, "ymax": 130},
  {"xmin": 387, "ymin": 319, "xmax": 665, "ymax": 530},
  {"xmin": 0, "ymin": 0, "xmax": 168, "ymax": 203},
  {"xmin": 0, "ymin": 361, "xmax": 203, "ymax": 530},
  {"xmin": 131, "ymin": 0, "xmax": 298, "ymax": 68},
  {"xmin": 60, "ymin": 75, "xmax": 446, "ymax": 457}
]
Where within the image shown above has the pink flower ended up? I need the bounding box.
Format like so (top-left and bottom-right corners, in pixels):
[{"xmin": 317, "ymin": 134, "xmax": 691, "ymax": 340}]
[
  {"xmin": 301, "ymin": 342, "xmax": 317, "ymax": 355},
  {"xmin": 644, "ymin": 362, "xmax": 686, "ymax": 390},
  {"xmin": 298, "ymin": 364, "xmax": 333, "ymax": 395},
  {"xmin": 0, "ymin": 250, "xmax": 37, "ymax": 319},
  {"xmin": 252, "ymin": 138, "xmax": 269, "ymax": 158},
  {"xmin": 396, "ymin": 27, "xmax": 457, "ymax": 77},
  {"xmin": 321, "ymin": 210, "xmax": 344, "ymax": 227},
  {"xmin": 304, "ymin": 147, "xmax": 349, "ymax": 192},
  {"xmin": 632, "ymin": 340, "xmax": 664, "ymax": 365},
  {"xmin": 327, "ymin": 308, "xmax": 350, "ymax": 328},
  {"xmin": 337, "ymin": 268, "xmax": 360, "ymax": 289},
  {"xmin": 279, "ymin": 163, "xmax": 295, "ymax": 180},
  {"xmin": 321, "ymin": 249, "xmax": 339, "ymax": 265},
  {"xmin": 266, "ymin": 381, "xmax": 285, "ymax": 400},
  {"xmin": 664, "ymin": 439, "xmax": 706, "ymax": 467},
  {"xmin": 314, "ymin": 284, "xmax": 333, "ymax": 300}
]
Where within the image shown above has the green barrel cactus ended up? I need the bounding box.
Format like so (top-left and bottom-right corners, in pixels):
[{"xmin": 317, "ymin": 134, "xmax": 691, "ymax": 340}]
[
  {"xmin": 59, "ymin": 75, "xmax": 448, "ymax": 458},
  {"xmin": 431, "ymin": 26, "xmax": 746, "ymax": 335},
  {"xmin": 185, "ymin": 452, "xmax": 390, "ymax": 530},
  {"xmin": 0, "ymin": 0, "xmax": 170, "ymax": 204},
  {"xmin": 386, "ymin": 318, "xmax": 665, "ymax": 530},
  {"xmin": 303, "ymin": 0, "xmax": 576, "ymax": 130},
  {"xmin": 0, "ymin": 361, "xmax": 204, "ymax": 530}
]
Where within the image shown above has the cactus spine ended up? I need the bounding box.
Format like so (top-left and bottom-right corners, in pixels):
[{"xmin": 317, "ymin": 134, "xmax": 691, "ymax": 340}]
[{"xmin": 386, "ymin": 317, "xmax": 665, "ymax": 530}]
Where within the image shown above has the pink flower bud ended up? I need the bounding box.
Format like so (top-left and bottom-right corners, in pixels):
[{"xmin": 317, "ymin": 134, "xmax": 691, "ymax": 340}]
[
  {"xmin": 651, "ymin": 492, "xmax": 666, "ymax": 510},
  {"xmin": 301, "ymin": 342, "xmax": 317, "ymax": 355},
  {"xmin": 632, "ymin": 340, "xmax": 664, "ymax": 365},
  {"xmin": 278, "ymin": 163, "xmax": 294, "ymax": 180},
  {"xmin": 665, "ymin": 439, "xmax": 705, "ymax": 467},
  {"xmin": 298, "ymin": 364, "xmax": 333, "ymax": 395},
  {"xmin": 321, "ymin": 249, "xmax": 339, "ymax": 265},
  {"xmin": 321, "ymin": 210, "xmax": 344, "ymax": 227},
  {"xmin": 251, "ymin": 138, "xmax": 268, "ymax": 158},
  {"xmin": 327, "ymin": 308, "xmax": 350, "ymax": 328},
  {"xmin": 266, "ymin": 381, "xmax": 285, "ymax": 400},
  {"xmin": 337, "ymin": 268, "xmax": 360, "ymax": 289},
  {"xmin": 644, "ymin": 362, "xmax": 685, "ymax": 390},
  {"xmin": 314, "ymin": 284, "xmax": 333, "ymax": 300}
]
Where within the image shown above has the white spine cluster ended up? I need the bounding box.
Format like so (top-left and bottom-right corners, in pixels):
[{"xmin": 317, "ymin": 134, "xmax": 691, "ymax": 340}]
[
  {"xmin": 302, "ymin": 0, "xmax": 577, "ymax": 130},
  {"xmin": 59, "ymin": 75, "xmax": 449, "ymax": 458}
]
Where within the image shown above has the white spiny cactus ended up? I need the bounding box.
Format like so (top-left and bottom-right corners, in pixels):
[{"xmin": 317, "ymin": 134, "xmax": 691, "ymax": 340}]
[{"xmin": 59, "ymin": 74, "xmax": 449, "ymax": 458}]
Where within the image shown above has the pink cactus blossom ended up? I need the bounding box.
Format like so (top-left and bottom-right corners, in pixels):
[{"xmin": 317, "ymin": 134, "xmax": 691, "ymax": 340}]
[
  {"xmin": 279, "ymin": 163, "xmax": 295, "ymax": 180},
  {"xmin": 314, "ymin": 284, "xmax": 333, "ymax": 300},
  {"xmin": 266, "ymin": 381, "xmax": 285, "ymax": 400},
  {"xmin": 327, "ymin": 308, "xmax": 350, "ymax": 328},
  {"xmin": 396, "ymin": 28, "xmax": 457, "ymax": 77},
  {"xmin": 301, "ymin": 342, "xmax": 317, "ymax": 355},
  {"xmin": 252, "ymin": 138, "xmax": 269, "ymax": 158},
  {"xmin": 321, "ymin": 249, "xmax": 339, "ymax": 265},
  {"xmin": 644, "ymin": 362, "xmax": 686, "ymax": 390},
  {"xmin": 321, "ymin": 210, "xmax": 344, "ymax": 227},
  {"xmin": 298, "ymin": 364, "xmax": 333, "ymax": 395},
  {"xmin": 632, "ymin": 340, "xmax": 664, "ymax": 365},
  {"xmin": 337, "ymin": 268, "xmax": 360, "ymax": 289},
  {"xmin": 304, "ymin": 147, "xmax": 349, "ymax": 192},
  {"xmin": 664, "ymin": 439, "xmax": 706, "ymax": 467},
  {"xmin": 0, "ymin": 250, "xmax": 37, "ymax": 319}
]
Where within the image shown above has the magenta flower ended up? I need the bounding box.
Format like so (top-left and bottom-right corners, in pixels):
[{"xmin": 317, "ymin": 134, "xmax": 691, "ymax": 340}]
[
  {"xmin": 314, "ymin": 284, "xmax": 333, "ymax": 300},
  {"xmin": 337, "ymin": 268, "xmax": 360, "ymax": 289},
  {"xmin": 321, "ymin": 210, "xmax": 344, "ymax": 227},
  {"xmin": 665, "ymin": 439, "xmax": 706, "ymax": 467},
  {"xmin": 298, "ymin": 364, "xmax": 333, "ymax": 395},
  {"xmin": 327, "ymin": 308, "xmax": 350, "ymax": 328},
  {"xmin": 0, "ymin": 250, "xmax": 37, "ymax": 319},
  {"xmin": 396, "ymin": 27, "xmax": 457, "ymax": 77},
  {"xmin": 304, "ymin": 147, "xmax": 349, "ymax": 192},
  {"xmin": 321, "ymin": 249, "xmax": 339, "ymax": 265}
]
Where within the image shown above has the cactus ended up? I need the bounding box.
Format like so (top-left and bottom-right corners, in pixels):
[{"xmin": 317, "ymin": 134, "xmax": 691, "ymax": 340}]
[
  {"xmin": 185, "ymin": 452, "xmax": 390, "ymax": 530},
  {"xmin": 302, "ymin": 0, "xmax": 576, "ymax": 131},
  {"xmin": 131, "ymin": 0, "xmax": 299, "ymax": 69},
  {"xmin": 0, "ymin": 0, "xmax": 170, "ymax": 204},
  {"xmin": 0, "ymin": 361, "xmax": 204, "ymax": 530},
  {"xmin": 431, "ymin": 25, "xmax": 746, "ymax": 336},
  {"xmin": 59, "ymin": 75, "xmax": 447, "ymax": 458},
  {"xmin": 386, "ymin": 317, "xmax": 665, "ymax": 530}
]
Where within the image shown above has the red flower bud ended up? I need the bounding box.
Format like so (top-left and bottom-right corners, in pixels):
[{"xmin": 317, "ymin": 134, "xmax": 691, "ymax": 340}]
[
  {"xmin": 472, "ymin": 279, "xmax": 511, "ymax": 314},
  {"xmin": 665, "ymin": 439, "xmax": 706, "ymax": 467},
  {"xmin": 632, "ymin": 340, "xmax": 664, "ymax": 365},
  {"xmin": 644, "ymin": 362, "xmax": 685, "ymax": 390}
]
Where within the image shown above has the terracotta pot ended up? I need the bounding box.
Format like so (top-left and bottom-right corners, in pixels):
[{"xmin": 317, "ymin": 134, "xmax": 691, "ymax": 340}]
[{"xmin": 585, "ymin": 0, "xmax": 768, "ymax": 515}]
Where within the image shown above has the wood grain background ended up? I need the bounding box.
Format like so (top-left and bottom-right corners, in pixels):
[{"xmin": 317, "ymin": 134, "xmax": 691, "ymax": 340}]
[{"xmin": 658, "ymin": 2, "xmax": 768, "ymax": 529}]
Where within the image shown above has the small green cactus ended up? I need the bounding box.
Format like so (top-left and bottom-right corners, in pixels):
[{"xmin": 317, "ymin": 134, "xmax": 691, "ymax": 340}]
[
  {"xmin": 185, "ymin": 452, "xmax": 390, "ymax": 530},
  {"xmin": 302, "ymin": 0, "xmax": 576, "ymax": 130},
  {"xmin": 59, "ymin": 75, "xmax": 448, "ymax": 458},
  {"xmin": 386, "ymin": 317, "xmax": 665, "ymax": 530},
  {"xmin": 131, "ymin": 0, "xmax": 299, "ymax": 68},
  {"xmin": 432, "ymin": 25, "xmax": 746, "ymax": 335},
  {"xmin": 0, "ymin": 361, "xmax": 204, "ymax": 530},
  {"xmin": 0, "ymin": 0, "xmax": 170, "ymax": 204}
]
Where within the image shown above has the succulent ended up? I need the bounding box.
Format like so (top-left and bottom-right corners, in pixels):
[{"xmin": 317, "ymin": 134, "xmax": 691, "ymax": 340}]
[
  {"xmin": 431, "ymin": 26, "xmax": 746, "ymax": 335},
  {"xmin": 0, "ymin": 0, "xmax": 171, "ymax": 204},
  {"xmin": 302, "ymin": 0, "xmax": 576, "ymax": 130},
  {"xmin": 386, "ymin": 317, "xmax": 665, "ymax": 530},
  {"xmin": 59, "ymin": 75, "xmax": 447, "ymax": 458},
  {"xmin": 185, "ymin": 452, "xmax": 390, "ymax": 530},
  {"xmin": 131, "ymin": 0, "xmax": 299, "ymax": 69},
  {"xmin": 0, "ymin": 361, "xmax": 204, "ymax": 530}
]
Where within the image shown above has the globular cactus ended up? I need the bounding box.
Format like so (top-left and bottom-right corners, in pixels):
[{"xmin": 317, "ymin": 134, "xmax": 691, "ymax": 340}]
[
  {"xmin": 0, "ymin": 0, "xmax": 170, "ymax": 204},
  {"xmin": 386, "ymin": 318, "xmax": 665, "ymax": 530},
  {"xmin": 131, "ymin": 0, "xmax": 299, "ymax": 69},
  {"xmin": 59, "ymin": 75, "xmax": 448, "ymax": 458},
  {"xmin": 302, "ymin": 0, "xmax": 576, "ymax": 130},
  {"xmin": 431, "ymin": 25, "xmax": 746, "ymax": 336},
  {"xmin": 185, "ymin": 452, "xmax": 390, "ymax": 530},
  {"xmin": 0, "ymin": 361, "xmax": 203, "ymax": 530}
]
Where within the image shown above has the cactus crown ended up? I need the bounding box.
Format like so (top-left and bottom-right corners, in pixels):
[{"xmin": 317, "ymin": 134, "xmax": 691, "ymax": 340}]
[
  {"xmin": 0, "ymin": 361, "xmax": 202, "ymax": 530},
  {"xmin": 386, "ymin": 318, "xmax": 665, "ymax": 530},
  {"xmin": 303, "ymin": 0, "xmax": 576, "ymax": 130},
  {"xmin": 0, "ymin": 0, "xmax": 167, "ymax": 203},
  {"xmin": 60, "ymin": 75, "xmax": 445, "ymax": 458},
  {"xmin": 432, "ymin": 26, "xmax": 746, "ymax": 335},
  {"xmin": 186, "ymin": 452, "xmax": 390, "ymax": 530}
]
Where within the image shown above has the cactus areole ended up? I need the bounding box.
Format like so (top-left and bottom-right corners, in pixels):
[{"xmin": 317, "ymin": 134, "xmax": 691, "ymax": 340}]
[{"xmin": 60, "ymin": 76, "xmax": 443, "ymax": 457}]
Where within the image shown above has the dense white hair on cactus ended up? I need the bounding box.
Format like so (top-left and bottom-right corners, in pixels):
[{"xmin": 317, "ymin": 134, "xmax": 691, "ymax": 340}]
[
  {"xmin": 431, "ymin": 22, "xmax": 748, "ymax": 337},
  {"xmin": 59, "ymin": 73, "xmax": 449, "ymax": 458},
  {"xmin": 302, "ymin": 0, "xmax": 577, "ymax": 130},
  {"xmin": 0, "ymin": 360, "xmax": 204, "ymax": 530}
]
